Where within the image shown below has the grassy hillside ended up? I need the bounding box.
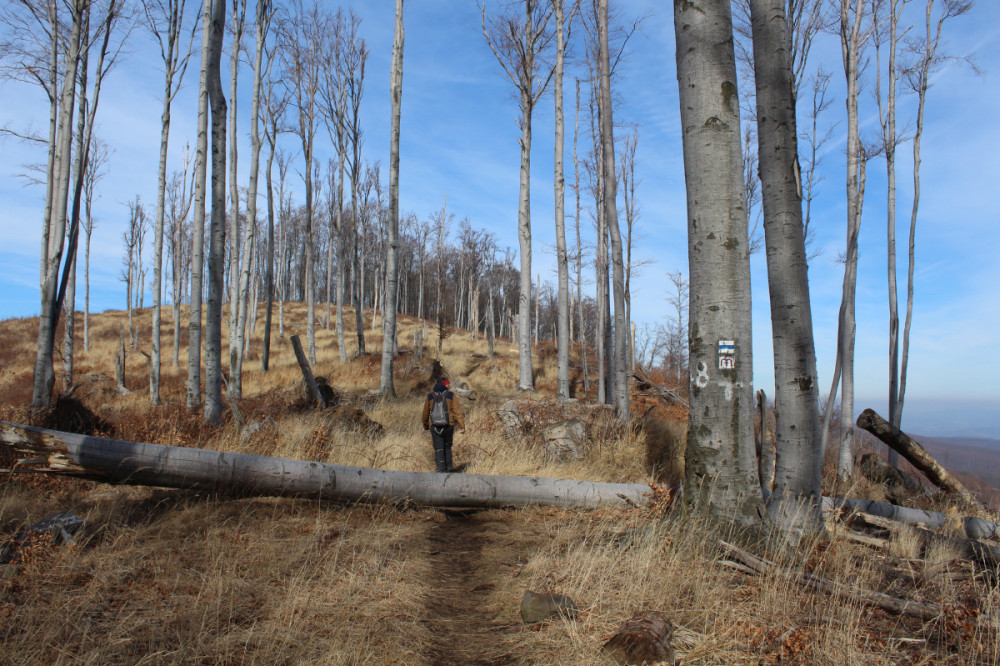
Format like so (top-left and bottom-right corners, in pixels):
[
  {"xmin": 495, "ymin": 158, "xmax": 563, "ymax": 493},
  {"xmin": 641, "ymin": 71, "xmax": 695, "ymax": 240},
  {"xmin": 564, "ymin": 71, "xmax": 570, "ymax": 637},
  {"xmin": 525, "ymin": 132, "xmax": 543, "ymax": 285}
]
[{"xmin": 1, "ymin": 305, "xmax": 998, "ymax": 664}]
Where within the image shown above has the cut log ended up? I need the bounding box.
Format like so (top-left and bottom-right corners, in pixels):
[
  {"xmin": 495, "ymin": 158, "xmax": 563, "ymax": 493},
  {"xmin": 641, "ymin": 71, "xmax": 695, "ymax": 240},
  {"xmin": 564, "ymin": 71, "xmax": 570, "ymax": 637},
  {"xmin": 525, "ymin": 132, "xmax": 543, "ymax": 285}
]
[
  {"xmin": 0, "ymin": 421, "xmax": 651, "ymax": 509},
  {"xmin": 602, "ymin": 611, "xmax": 675, "ymax": 665},
  {"xmin": 290, "ymin": 334, "xmax": 326, "ymax": 408},
  {"xmin": 856, "ymin": 408, "xmax": 982, "ymax": 511}
]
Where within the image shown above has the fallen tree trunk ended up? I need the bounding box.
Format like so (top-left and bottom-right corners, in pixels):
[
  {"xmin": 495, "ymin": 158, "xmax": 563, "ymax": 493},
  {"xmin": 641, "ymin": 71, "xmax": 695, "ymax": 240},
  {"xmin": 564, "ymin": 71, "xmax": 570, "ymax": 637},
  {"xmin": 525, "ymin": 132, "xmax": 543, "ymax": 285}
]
[
  {"xmin": 0, "ymin": 421, "xmax": 651, "ymax": 509},
  {"xmin": 290, "ymin": 334, "xmax": 326, "ymax": 408},
  {"xmin": 850, "ymin": 511, "xmax": 1000, "ymax": 568},
  {"xmin": 856, "ymin": 408, "xmax": 982, "ymax": 511},
  {"xmin": 821, "ymin": 496, "xmax": 1000, "ymax": 541},
  {"xmin": 717, "ymin": 541, "xmax": 1000, "ymax": 628}
]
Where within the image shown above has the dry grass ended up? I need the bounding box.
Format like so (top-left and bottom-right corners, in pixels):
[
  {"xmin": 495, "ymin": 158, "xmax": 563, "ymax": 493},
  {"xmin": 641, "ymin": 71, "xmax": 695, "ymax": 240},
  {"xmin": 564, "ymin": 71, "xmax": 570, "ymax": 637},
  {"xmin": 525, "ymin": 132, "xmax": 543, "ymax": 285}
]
[{"xmin": 1, "ymin": 304, "xmax": 998, "ymax": 664}]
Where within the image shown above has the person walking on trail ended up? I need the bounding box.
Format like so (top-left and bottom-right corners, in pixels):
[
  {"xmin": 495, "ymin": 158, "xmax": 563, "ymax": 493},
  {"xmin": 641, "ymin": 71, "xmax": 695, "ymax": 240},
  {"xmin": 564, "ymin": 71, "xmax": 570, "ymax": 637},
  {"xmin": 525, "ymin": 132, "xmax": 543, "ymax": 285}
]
[{"xmin": 421, "ymin": 376, "xmax": 465, "ymax": 473}]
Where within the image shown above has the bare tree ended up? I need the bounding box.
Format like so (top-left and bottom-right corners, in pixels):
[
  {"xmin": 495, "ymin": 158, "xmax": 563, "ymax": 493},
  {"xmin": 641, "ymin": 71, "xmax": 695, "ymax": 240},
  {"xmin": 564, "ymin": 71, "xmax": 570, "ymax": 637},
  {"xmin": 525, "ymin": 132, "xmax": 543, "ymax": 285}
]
[
  {"xmin": 260, "ymin": 40, "xmax": 289, "ymax": 372},
  {"xmin": 143, "ymin": 0, "xmax": 196, "ymax": 404},
  {"xmin": 281, "ymin": 0, "xmax": 323, "ymax": 364},
  {"xmin": 343, "ymin": 13, "xmax": 369, "ymax": 356},
  {"xmin": 19, "ymin": 0, "xmax": 127, "ymax": 409},
  {"xmin": 665, "ymin": 271, "xmax": 688, "ymax": 389},
  {"xmin": 830, "ymin": 0, "xmax": 874, "ymax": 480},
  {"xmin": 226, "ymin": 0, "xmax": 246, "ymax": 360},
  {"xmin": 82, "ymin": 136, "xmax": 111, "ymax": 353},
  {"xmin": 674, "ymin": 0, "xmax": 763, "ymax": 526},
  {"xmin": 552, "ymin": 0, "xmax": 577, "ymax": 400},
  {"xmin": 891, "ymin": 0, "xmax": 973, "ymax": 451},
  {"xmin": 203, "ymin": 0, "xmax": 228, "ymax": 426},
  {"xmin": 572, "ymin": 77, "xmax": 589, "ymax": 395},
  {"xmin": 122, "ymin": 197, "xmax": 147, "ymax": 348},
  {"xmin": 596, "ymin": 0, "xmax": 628, "ymax": 417},
  {"xmin": 380, "ymin": 0, "xmax": 403, "ymax": 397},
  {"xmin": 483, "ymin": 0, "xmax": 555, "ymax": 391},
  {"xmin": 166, "ymin": 150, "xmax": 194, "ymax": 366},
  {"xmin": 749, "ymin": 0, "xmax": 823, "ymax": 532},
  {"xmin": 231, "ymin": 0, "xmax": 274, "ymax": 398}
]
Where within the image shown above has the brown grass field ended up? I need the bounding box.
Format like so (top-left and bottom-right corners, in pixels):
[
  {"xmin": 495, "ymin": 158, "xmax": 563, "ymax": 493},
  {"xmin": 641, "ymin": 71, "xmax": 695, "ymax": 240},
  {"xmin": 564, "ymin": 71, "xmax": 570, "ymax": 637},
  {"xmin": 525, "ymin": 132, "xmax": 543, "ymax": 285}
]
[{"xmin": 0, "ymin": 303, "xmax": 998, "ymax": 664}]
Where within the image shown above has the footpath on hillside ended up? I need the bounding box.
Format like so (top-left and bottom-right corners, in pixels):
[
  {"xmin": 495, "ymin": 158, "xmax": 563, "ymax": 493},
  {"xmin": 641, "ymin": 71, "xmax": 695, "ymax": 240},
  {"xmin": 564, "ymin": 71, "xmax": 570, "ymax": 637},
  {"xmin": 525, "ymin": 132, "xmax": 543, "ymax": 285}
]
[{"xmin": 421, "ymin": 509, "xmax": 546, "ymax": 665}]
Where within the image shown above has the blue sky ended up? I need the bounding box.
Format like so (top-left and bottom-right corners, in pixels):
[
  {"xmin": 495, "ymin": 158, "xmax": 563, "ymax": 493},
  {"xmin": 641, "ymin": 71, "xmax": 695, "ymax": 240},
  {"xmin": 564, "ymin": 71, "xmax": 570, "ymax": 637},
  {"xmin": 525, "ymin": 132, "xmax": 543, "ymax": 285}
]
[{"xmin": 1, "ymin": 0, "xmax": 998, "ymax": 437}]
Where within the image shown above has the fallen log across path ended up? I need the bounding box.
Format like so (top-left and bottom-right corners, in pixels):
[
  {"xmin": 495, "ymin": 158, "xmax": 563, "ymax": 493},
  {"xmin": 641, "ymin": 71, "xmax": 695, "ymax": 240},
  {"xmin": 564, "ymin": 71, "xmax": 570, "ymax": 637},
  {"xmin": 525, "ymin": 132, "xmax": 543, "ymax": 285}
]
[{"xmin": 0, "ymin": 421, "xmax": 652, "ymax": 509}]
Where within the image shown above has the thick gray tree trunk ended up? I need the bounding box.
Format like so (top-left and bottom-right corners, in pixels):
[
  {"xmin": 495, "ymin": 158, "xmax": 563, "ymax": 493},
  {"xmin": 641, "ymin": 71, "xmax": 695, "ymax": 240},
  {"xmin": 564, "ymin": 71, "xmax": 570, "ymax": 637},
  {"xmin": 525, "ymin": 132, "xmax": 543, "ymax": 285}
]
[
  {"xmin": 674, "ymin": 0, "xmax": 764, "ymax": 527},
  {"xmin": 380, "ymin": 0, "xmax": 404, "ymax": 398},
  {"xmin": 748, "ymin": 0, "xmax": 823, "ymax": 531},
  {"xmin": 204, "ymin": 0, "xmax": 228, "ymax": 426}
]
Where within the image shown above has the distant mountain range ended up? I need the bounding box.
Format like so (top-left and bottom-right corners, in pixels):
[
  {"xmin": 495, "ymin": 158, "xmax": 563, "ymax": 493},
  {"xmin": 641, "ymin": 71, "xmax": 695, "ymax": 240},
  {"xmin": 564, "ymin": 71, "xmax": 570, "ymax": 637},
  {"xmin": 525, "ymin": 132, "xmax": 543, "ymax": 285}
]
[{"xmin": 909, "ymin": 433, "xmax": 1000, "ymax": 507}]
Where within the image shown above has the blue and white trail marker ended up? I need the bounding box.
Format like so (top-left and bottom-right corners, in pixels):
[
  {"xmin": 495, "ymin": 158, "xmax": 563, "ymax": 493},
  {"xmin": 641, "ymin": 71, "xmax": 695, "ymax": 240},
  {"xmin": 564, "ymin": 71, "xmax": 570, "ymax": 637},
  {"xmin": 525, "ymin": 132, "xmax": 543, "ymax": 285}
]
[{"xmin": 718, "ymin": 340, "xmax": 736, "ymax": 369}]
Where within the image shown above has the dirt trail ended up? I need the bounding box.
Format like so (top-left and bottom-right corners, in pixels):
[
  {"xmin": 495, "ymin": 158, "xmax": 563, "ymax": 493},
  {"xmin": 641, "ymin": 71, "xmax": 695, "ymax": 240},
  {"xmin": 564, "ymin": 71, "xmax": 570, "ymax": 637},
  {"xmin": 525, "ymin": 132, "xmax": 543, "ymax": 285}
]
[{"xmin": 422, "ymin": 510, "xmax": 521, "ymax": 665}]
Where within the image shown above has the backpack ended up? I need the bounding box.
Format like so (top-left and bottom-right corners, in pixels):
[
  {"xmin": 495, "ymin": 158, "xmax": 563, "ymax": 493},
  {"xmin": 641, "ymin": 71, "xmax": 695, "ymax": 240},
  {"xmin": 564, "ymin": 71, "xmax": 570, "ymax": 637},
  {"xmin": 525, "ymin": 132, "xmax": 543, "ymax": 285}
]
[{"xmin": 429, "ymin": 390, "xmax": 450, "ymax": 426}]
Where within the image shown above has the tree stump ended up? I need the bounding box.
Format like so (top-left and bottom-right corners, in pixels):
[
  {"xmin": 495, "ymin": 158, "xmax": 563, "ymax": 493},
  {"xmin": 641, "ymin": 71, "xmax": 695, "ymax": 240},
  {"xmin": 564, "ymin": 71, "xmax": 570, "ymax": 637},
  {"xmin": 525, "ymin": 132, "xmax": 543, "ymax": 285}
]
[{"xmin": 602, "ymin": 611, "xmax": 675, "ymax": 665}]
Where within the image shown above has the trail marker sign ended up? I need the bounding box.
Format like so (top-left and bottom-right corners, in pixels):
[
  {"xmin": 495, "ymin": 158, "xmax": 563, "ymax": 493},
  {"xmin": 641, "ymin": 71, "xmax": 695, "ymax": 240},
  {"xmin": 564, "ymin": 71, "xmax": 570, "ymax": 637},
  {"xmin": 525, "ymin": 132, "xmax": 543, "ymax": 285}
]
[{"xmin": 718, "ymin": 340, "xmax": 736, "ymax": 370}]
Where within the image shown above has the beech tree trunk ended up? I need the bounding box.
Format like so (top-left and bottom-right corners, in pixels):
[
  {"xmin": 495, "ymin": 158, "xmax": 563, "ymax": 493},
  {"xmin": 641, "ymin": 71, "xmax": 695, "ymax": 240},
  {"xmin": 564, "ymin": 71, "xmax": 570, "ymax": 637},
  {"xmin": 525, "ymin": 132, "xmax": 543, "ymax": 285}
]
[
  {"xmin": 835, "ymin": 0, "xmax": 867, "ymax": 480},
  {"xmin": 749, "ymin": 0, "xmax": 822, "ymax": 531},
  {"xmin": 0, "ymin": 421, "xmax": 651, "ymax": 509},
  {"xmin": 203, "ymin": 0, "xmax": 228, "ymax": 426},
  {"xmin": 31, "ymin": 0, "xmax": 84, "ymax": 411},
  {"xmin": 380, "ymin": 0, "xmax": 404, "ymax": 397},
  {"xmin": 674, "ymin": 0, "xmax": 763, "ymax": 527},
  {"xmin": 188, "ymin": 0, "xmax": 213, "ymax": 412},
  {"xmin": 597, "ymin": 0, "xmax": 629, "ymax": 418}
]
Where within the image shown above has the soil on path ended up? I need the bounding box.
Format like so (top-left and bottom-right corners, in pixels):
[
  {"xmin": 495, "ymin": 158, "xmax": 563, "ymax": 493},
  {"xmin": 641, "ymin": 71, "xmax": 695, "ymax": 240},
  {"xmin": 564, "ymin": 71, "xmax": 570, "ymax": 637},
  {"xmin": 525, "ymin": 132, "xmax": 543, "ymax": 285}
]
[{"xmin": 422, "ymin": 509, "xmax": 527, "ymax": 666}]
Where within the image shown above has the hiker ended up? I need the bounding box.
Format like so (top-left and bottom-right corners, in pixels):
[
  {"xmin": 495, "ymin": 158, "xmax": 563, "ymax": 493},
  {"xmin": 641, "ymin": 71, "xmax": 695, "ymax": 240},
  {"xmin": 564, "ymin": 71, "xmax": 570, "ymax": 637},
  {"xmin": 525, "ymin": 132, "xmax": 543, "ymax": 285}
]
[{"xmin": 421, "ymin": 376, "xmax": 465, "ymax": 473}]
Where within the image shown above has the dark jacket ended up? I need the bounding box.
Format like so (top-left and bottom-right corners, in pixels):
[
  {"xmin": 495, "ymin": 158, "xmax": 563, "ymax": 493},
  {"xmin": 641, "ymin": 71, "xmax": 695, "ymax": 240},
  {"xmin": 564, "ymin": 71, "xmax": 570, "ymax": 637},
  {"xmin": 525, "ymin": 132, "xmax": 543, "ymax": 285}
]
[{"xmin": 421, "ymin": 383, "xmax": 466, "ymax": 429}]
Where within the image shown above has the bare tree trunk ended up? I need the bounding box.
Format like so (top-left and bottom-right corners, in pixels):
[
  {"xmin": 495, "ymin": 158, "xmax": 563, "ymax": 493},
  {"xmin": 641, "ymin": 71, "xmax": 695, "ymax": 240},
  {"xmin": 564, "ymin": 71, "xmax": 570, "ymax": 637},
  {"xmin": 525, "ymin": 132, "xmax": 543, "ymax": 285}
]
[
  {"xmin": 573, "ymin": 78, "xmax": 589, "ymax": 395},
  {"xmin": 835, "ymin": 0, "xmax": 868, "ymax": 480},
  {"xmin": 188, "ymin": 0, "xmax": 213, "ymax": 412},
  {"xmin": 748, "ymin": 0, "xmax": 823, "ymax": 532},
  {"xmin": 380, "ymin": 0, "xmax": 404, "ymax": 398},
  {"xmin": 674, "ymin": 0, "xmax": 763, "ymax": 527},
  {"xmin": 204, "ymin": 0, "xmax": 228, "ymax": 426},
  {"xmin": 875, "ymin": 0, "xmax": 902, "ymax": 468},
  {"xmin": 597, "ymin": 0, "xmax": 628, "ymax": 418},
  {"xmin": 483, "ymin": 0, "xmax": 554, "ymax": 392},
  {"xmin": 232, "ymin": 0, "xmax": 269, "ymax": 397},
  {"xmin": 31, "ymin": 0, "xmax": 84, "ymax": 411},
  {"xmin": 261, "ymin": 98, "xmax": 278, "ymax": 372},
  {"xmin": 146, "ymin": 0, "xmax": 193, "ymax": 406},
  {"xmin": 227, "ymin": 0, "xmax": 245, "ymax": 359},
  {"xmin": 436, "ymin": 194, "xmax": 445, "ymax": 357}
]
